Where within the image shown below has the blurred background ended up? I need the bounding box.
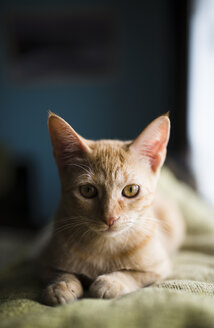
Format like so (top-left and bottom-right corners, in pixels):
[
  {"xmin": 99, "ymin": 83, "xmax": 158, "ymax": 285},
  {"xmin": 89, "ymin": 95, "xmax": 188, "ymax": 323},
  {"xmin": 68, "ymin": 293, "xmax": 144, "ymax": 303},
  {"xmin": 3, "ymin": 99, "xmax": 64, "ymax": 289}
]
[{"xmin": 0, "ymin": 0, "xmax": 212, "ymax": 232}]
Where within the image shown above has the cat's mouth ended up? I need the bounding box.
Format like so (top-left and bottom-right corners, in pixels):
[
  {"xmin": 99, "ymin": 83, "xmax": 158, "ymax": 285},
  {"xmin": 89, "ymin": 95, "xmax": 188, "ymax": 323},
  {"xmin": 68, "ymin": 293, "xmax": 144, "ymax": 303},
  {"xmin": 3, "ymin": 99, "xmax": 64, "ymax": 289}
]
[
  {"xmin": 105, "ymin": 226, "xmax": 118, "ymax": 233},
  {"xmin": 89, "ymin": 224, "xmax": 121, "ymax": 235},
  {"xmin": 99, "ymin": 223, "xmax": 131, "ymax": 236},
  {"xmin": 89, "ymin": 219, "xmax": 133, "ymax": 236}
]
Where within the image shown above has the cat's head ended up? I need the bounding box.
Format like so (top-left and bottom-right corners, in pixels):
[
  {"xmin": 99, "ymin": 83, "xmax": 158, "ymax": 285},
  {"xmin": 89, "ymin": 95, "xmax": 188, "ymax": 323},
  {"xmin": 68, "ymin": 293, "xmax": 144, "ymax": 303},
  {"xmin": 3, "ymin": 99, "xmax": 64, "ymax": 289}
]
[{"xmin": 48, "ymin": 113, "xmax": 170, "ymax": 237}]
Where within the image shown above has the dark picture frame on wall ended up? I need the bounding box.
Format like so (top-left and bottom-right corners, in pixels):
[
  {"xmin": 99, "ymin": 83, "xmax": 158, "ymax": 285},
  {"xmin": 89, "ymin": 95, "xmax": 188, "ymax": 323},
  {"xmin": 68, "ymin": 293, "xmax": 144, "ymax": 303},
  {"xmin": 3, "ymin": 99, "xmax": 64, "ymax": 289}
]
[{"xmin": 5, "ymin": 9, "xmax": 118, "ymax": 81}]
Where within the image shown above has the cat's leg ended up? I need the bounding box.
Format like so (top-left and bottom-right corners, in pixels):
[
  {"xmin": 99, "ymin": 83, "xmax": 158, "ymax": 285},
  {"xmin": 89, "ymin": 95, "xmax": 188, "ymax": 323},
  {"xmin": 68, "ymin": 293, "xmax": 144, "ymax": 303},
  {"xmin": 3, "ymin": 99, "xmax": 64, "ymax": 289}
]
[
  {"xmin": 42, "ymin": 273, "xmax": 83, "ymax": 305},
  {"xmin": 89, "ymin": 260, "xmax": 171, "ymax": 299}
]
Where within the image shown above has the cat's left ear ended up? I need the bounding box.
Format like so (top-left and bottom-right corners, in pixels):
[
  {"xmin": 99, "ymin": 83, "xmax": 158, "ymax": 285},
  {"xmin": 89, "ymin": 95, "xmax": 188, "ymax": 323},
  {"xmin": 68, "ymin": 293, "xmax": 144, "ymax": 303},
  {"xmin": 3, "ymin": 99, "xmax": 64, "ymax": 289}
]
[{"xmin": 129, "ymin": 114, "xmax": 170, "ymax": 172}]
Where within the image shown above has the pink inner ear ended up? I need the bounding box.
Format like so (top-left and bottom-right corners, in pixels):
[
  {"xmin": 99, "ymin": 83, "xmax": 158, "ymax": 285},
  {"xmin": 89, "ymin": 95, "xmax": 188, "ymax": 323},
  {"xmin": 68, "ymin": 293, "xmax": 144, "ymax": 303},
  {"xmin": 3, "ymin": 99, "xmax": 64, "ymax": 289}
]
[
  {"xmin": 150, "ymin": 122, "xmax": 169, "ymax": 171},
  {"xmin": 53, "ymin": 134, "xmax": 86, "ymax": 167},
  {"xmin": 48, "ymin": 115, "xmax": 90, "ymax": 167},
  {"xmin": 130, "ymin": 116, "xmax": 170, "ymax": 172},
  {"xmin": 146, "ymin": 139, "xmax": 167, "ymax": 172}
]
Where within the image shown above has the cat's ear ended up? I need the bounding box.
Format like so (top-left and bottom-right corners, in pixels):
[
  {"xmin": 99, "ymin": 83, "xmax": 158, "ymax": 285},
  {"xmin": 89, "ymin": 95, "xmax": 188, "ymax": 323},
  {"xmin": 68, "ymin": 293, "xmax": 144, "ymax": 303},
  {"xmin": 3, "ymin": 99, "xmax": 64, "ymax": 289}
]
[
  {"xmin": 129, "ymin": 114, "xmax": 170, "ymax": 172},
  {"xmin": 48, "ymin": 112, "xmax": 90, "ymax": 166}
]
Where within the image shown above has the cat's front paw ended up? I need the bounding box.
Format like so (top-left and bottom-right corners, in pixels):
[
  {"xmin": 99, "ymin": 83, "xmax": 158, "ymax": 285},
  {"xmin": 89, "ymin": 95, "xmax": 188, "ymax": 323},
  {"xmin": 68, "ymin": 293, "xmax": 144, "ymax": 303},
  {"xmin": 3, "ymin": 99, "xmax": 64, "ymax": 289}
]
[
  {"xmin": 42, "ymin": 281, "xmax": 79, "ymax": 306},
  {"xmin": 89, "ymin": 274, "xmax": 129, "ymax": 299}
]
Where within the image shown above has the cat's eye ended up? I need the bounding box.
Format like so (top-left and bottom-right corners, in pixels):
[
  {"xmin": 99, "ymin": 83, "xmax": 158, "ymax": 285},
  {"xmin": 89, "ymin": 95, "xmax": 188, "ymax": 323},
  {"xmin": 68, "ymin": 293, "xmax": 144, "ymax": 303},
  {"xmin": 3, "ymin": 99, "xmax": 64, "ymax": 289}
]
[
  {"xmin": 79, "ymin": 184, "xmax": 98, "ymax": 199},
  {"xmin": 122, "ymin": 184, "xmax": 140, "ymax": 198}
]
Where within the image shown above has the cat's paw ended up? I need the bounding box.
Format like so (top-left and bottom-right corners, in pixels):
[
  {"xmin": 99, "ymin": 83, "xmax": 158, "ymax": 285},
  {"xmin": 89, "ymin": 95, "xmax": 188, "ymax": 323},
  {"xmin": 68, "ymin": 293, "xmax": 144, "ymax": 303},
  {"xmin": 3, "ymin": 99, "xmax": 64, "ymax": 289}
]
[
  {"xmin": 89, "ymin": 275, "xmax": 129, "ymax": 299},
  {"xmin": 42, "ymin": 281, "xmax": 79, "ymax": 306}
]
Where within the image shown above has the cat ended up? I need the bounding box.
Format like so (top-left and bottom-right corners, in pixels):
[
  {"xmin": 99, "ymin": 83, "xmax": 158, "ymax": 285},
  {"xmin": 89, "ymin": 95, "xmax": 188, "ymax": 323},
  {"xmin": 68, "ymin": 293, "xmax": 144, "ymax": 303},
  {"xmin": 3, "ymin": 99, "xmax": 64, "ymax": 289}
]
[{"xmin": 39, "ymin": 112, "xmax": 185, "ymax": 305}]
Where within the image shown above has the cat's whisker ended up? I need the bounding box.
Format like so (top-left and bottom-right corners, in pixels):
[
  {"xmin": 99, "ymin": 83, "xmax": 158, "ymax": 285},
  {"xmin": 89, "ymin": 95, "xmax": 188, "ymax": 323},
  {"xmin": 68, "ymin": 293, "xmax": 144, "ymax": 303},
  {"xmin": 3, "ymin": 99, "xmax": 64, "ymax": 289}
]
[
  {"xmin": 68, "ymin": 163, "xmax": 93, "ymax": 175},
  {"xmin": 142, "ymin": 217, "xmax": 169, "ymax": 234},
  {"xmin": 54, "ymin": 221, "xmax": 87, "ymax": 235},
  {"xmin": 79, "ymin": 229, "xmax": 92, "ymax": 243}
]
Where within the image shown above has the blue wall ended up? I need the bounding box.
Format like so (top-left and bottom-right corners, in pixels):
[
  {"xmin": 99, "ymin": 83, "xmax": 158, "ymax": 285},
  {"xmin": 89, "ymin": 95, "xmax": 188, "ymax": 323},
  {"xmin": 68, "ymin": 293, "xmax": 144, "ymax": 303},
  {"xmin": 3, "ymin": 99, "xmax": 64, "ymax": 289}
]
[{"xmin": 0, "ymin": 0, "xmax": 175, "ymax": 225}]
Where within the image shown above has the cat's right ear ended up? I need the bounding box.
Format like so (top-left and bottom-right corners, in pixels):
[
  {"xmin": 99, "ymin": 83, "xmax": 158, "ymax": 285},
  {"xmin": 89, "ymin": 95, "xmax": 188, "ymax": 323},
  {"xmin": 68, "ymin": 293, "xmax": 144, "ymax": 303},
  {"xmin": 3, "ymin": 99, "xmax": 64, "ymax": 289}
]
[{"xmin": 48, "ymin": 112, "xmax": 90, "ymax": 166}]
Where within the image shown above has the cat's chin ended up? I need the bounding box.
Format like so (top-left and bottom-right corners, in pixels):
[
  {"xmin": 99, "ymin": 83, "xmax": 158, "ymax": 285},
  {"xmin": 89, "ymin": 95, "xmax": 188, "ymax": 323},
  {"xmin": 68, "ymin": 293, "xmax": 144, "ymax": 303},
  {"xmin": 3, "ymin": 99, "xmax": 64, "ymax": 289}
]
[
  {"xmin": 103, "ymin": 229, "xmax": 125, "ymax": 237},
  {"xmin": 95, "ymin": 226, "xmax": 130, "ymax": 237}
]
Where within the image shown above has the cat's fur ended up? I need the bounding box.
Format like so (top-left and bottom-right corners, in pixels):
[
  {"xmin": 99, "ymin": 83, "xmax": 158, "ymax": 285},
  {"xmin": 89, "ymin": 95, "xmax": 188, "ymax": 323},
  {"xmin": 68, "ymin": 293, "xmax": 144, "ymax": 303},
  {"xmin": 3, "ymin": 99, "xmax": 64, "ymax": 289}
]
[{"xmin": 39, "ymin": 113, "xmax": 185, "ymax": 305}]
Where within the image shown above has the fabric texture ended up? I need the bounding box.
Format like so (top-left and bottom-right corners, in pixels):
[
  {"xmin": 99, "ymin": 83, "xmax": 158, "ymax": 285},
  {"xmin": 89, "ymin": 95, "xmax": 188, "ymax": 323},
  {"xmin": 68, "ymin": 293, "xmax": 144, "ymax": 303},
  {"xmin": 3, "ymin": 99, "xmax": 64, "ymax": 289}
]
[{"xmin": 1, "ymin": 168, "xmax": 214, "ymax": 328}]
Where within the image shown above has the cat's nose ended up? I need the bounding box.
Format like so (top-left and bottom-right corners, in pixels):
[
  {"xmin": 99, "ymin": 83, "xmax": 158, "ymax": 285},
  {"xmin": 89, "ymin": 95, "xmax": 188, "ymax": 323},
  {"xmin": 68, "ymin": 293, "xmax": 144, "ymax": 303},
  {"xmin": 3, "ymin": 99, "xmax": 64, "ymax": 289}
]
[{"xmin": 105, "ymin": 216, "xmax": 119, "ymax": 227}]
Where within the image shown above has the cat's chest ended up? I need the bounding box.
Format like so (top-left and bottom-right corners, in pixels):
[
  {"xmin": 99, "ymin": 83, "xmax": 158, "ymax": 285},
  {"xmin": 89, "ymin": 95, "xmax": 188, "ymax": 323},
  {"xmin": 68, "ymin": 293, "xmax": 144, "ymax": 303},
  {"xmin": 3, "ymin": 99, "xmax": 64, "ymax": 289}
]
[
  {"xmin": 54, "ymin": 239, "xmax": 157, "ymax": 279},
  {"xmin": 63, "ymin": 250, "xmax": 133, "ymax": 278}
]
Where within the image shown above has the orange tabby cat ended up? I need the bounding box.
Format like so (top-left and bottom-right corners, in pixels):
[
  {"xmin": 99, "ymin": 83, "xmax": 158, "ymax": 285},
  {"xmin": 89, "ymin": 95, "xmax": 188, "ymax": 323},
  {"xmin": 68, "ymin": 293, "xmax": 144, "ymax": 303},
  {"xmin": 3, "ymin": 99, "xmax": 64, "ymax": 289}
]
[{"xmin": 40, "ymin": 112, "xmax": 185, "ymax": 305}]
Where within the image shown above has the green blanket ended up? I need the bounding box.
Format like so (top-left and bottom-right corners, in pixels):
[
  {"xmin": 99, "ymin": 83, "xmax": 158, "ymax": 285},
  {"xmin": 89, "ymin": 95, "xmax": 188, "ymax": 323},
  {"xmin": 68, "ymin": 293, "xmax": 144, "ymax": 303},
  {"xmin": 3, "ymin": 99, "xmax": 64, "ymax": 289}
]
[{"xmin": 1, "ymin": 168, "xmax": 214, "ymax": 328}]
